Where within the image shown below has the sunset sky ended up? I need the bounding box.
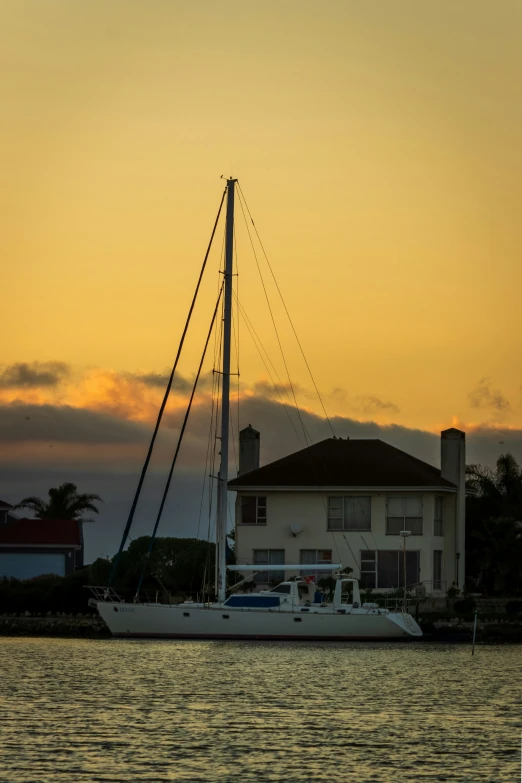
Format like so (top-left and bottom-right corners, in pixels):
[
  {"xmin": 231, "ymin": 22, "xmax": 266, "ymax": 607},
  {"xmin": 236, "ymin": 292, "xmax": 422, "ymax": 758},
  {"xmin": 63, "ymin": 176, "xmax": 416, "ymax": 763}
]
[{"xmin": 2, "ymin": 1, "xmax": 522, "ymax": 558}]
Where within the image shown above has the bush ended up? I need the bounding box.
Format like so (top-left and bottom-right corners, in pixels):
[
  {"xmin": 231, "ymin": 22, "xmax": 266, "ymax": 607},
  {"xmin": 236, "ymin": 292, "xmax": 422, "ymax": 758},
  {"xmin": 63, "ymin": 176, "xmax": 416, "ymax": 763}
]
[
  {"xmin": 447, "ymin": 584, "xmax": 461, "ymax": 599},
  {"xmin": 505, "ymin": 599, "xmax": 522, "ymax": 615},
  {"xmin": 453, "ymin": 597, "xmax": 476, "ymax": 615},
  {"xmin": 0, "ymin": 570, "xmax": 97, "ymax": 615}
]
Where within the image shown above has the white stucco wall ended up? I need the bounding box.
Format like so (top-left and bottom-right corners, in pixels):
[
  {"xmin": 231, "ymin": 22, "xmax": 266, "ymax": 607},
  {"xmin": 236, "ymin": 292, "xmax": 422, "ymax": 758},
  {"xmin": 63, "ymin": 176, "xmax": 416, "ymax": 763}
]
[{"xmin": 234, "ymin": 490, "xmax": 457, "ymax": 594}]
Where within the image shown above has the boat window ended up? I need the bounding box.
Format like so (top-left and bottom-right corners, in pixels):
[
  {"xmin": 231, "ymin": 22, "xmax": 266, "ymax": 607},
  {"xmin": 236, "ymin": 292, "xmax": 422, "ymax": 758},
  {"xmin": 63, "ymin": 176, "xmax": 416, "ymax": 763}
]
[
  {"xmin": 224, "ymin": 595, "xmax": 281, "ymax": 608},
  {"xmin": 270, "ymin": 584, "xmax": 291, "ymax": 594}
]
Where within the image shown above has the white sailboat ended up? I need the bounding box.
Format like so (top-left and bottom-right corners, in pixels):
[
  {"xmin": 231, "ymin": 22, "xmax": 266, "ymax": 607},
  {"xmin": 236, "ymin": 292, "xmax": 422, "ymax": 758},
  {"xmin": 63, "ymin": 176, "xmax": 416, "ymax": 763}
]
[{"xmin": 92, "ymin": 178, "xmax": 422, "ymax": 641}]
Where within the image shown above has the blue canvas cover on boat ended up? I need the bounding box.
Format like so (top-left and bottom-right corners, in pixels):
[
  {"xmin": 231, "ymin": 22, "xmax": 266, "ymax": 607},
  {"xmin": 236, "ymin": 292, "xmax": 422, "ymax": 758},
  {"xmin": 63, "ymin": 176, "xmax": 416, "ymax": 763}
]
[{"xmin": 224, "ymin": 595, "xmax": 281, "ymax": 608}]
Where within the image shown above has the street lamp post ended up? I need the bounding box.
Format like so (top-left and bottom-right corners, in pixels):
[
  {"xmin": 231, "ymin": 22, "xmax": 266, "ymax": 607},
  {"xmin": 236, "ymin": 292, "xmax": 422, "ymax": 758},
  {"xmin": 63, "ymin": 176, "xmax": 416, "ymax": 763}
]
[{"xmin": 400, "ymin": 530, "xmax": 411, "ymax": 612}]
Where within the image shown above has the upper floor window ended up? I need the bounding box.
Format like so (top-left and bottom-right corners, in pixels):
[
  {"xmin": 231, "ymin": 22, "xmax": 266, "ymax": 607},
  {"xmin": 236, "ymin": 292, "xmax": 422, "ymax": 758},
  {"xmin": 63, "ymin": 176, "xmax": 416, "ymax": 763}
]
[
  {"xmin": 327, "ymin": 497, "xmax": 371, "ymax": 531},
  {"xmin": 386, "ymin": 496, "xmax": 423, "ymax": 535},
  {"xmin": 434, "ymin": 496, "xmax": 443, "ymax": 536},
  {"xmin": 241, "ymin": 496, "xmax": 266, "ymax": 524}
]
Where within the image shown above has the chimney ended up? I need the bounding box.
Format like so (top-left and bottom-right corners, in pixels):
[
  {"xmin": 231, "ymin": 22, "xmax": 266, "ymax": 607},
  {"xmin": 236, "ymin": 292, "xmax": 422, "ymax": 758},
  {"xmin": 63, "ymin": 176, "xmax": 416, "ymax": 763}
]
[
  {"xmin": 239, "ymin": 425, "xmax": 260, "ymax": 476},
  {"xmin": 440, "ymin": 428, "xmax": 466, "ymax": 589}
]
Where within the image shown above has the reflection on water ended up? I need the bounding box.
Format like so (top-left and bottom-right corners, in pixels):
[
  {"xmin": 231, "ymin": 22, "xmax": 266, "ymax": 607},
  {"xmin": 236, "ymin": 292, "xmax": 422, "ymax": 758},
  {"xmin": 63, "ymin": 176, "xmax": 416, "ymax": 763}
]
[{"xmin": 0, "ymin": 638, "xmax": 520, "ymax": 782}]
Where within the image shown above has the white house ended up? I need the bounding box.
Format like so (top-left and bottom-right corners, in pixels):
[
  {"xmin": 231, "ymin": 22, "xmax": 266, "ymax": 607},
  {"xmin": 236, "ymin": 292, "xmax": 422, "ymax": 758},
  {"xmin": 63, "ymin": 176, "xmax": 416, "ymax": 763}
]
[{"xmin": 229, "ymin": 427, "xmax": 466, "ymax": 595}]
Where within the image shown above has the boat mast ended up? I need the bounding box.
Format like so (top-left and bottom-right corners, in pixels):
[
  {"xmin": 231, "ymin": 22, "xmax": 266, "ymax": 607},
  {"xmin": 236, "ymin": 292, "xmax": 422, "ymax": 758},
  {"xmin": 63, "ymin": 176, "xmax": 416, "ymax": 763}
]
[{"xmin": 215, "ymin": 177, "xmax": 236, "ymax": 603}]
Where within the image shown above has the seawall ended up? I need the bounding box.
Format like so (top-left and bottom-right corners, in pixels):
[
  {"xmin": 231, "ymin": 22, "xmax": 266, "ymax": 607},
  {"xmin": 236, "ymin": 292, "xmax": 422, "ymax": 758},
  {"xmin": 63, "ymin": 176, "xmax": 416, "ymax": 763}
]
[{"xmin": 0, "ymin": 614, "xmax": 111, "ymax": 638}]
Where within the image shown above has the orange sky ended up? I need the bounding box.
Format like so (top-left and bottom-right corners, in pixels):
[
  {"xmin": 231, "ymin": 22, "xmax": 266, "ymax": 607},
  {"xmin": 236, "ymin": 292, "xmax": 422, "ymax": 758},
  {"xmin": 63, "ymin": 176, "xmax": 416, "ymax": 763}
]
[{"xmin": 3, "ymin": 0, "xmax": 522, "ymax": 439}]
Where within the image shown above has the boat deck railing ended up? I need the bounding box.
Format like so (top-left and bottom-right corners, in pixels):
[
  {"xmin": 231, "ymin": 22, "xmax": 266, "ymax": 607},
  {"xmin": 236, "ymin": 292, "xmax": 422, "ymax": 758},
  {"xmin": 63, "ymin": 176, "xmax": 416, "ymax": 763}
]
[
  {"xmin": 87, "ymin": 585, "xmax": 125, "ymax": 603},
  {"xmin": 86, "ymin": 585, "xmax": 189, "ymax": 605},
  {"xmin": 365, "ymin": 580, "xmax": 448, "ymax": 612}
]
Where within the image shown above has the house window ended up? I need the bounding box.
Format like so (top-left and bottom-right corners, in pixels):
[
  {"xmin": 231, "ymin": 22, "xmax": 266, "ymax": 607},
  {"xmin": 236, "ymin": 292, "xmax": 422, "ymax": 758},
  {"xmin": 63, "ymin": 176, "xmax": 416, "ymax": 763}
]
[
  {"xmin": 241, "ymin": 496, "xmax": 266, "ymax": 525},
  {"xmin": 253, "ymin": 549, "xmax": 284, "ymax": 583},
  {"xmin": 433, "ymin": 550, "xmax": 443, "ymax": 591},
  {"xmin": 386, "ymin": 497, "xmax": 423, "ymax": 535},
  {"xmin": 434, "ymin": 497, "xmax": 443, "ymax": 536},
  {"xmin": 327, "ymin": 497, "xmax": 371, "ymax": 531},
  {"xmin": 299, "ymin": 549, "xmax": 332, "ymax": 580},
  {"xmin": 360, "ymin": 550, "xmax": 420, "ymax": 589}
]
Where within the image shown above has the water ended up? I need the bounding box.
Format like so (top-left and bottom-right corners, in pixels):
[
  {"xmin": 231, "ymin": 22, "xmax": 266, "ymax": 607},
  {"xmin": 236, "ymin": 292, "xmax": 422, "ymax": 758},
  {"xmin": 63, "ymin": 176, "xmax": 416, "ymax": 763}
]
[{"xmin": 0, "ymin": 638, "xmax": 520, "ymax": 782}]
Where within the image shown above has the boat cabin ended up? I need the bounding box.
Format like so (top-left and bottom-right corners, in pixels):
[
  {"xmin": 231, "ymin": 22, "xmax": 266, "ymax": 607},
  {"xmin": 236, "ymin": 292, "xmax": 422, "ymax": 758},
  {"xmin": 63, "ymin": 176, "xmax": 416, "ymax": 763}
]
[{"xmin": 224, "ymin": 577, "xmax": 366, "ymax": 612}]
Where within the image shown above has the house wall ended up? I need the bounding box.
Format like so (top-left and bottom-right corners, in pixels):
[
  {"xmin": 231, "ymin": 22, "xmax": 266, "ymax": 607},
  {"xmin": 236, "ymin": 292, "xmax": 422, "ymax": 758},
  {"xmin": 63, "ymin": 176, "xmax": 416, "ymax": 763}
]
[
  {"xmin": 234, "ymin": 490, "xmax": 457, "ymax": 594},
  {"xmin": 0, "ymin": 547, "xmax": 79, "ymax": 579}
]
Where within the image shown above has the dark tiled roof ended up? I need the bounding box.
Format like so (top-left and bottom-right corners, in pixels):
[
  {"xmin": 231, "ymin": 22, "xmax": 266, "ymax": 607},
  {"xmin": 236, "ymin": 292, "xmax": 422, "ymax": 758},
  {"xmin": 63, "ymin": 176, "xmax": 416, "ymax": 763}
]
[
  {"xmin": 228, "ymin": 438, "xmax": 456, "ymax": 489},
  {"xmin": 0, "ymin": 518, "xmax": 82, "ymax": 546},
  {"xmin": 0, "ymin": 500, "xmax": 12, "ymax": 509}
]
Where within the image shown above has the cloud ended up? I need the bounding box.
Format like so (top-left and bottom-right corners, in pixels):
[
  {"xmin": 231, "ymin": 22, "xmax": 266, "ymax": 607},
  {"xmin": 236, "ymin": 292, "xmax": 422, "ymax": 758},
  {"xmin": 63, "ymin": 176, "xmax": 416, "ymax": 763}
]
[
  {"xmin": 329, "ymin": 388, "xmax": 399, "ymax": 416},
  {"xmin": 356, "ymin": 395, "xmax": 400, "ymax": 415},
  {"xmin": 468, "ymin": 378, "xmax": 511, "ymax": 412},
  {"xmin": 134, "ymin": 370, "xmax": 213, "ymax": 392},
  {"xmin": 0, "ymin": 401, "xmax": 149, "ymax": 445},
  {"xmin": 252, "ymin": 379, "xmax": 308, "ymax": 402},
  {"xmin": 0, "ymin": 361, "xmax": 70, "ymax": 388},
  {"xmin": 2, "ymin": 389, "xmax": 521, "ymax": 470}
]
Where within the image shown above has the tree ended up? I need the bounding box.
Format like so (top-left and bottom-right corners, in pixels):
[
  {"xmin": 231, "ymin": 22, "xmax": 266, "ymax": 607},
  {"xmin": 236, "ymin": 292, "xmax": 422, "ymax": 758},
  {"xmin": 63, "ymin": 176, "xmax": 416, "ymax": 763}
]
[
  {"xmin": 13, "ymin": 482, "xmax": 102, "ymax": 522},
  {"xmin": 466, "ymin": 453, "xmax": 522, "ymax": 517},
  {"xmin": 115, "ymin": 536, "xmax": 216, "ymax": 599},
  {"xmin": 466, "ymin": 454, "xmax": 522, "ymax": 594}
]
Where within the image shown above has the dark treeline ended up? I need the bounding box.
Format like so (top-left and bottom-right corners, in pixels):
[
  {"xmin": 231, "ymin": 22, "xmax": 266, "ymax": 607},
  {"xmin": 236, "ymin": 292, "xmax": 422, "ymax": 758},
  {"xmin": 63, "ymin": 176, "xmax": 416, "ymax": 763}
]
[{"xmin": 0, "ymin": 538, "xmax": 217, "ymax": 615}]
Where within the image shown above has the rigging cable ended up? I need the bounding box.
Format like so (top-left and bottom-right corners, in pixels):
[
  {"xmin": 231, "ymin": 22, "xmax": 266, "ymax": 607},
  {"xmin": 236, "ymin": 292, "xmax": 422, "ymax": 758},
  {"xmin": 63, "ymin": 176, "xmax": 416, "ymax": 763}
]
[
  {"xmin": 342, "ymin": 533, "xmax": 361, "ymax": 577},
  {"xmin": 237, "ymin": 182, "xmax": 335, "ymax": 438},
  {"xmin": 237, "ymin": 183, "xmax": 348, "ymax": 584},
  {"xmin": 198, "ymin": 357, "xmax": 220, "ymax": 597},
  {"xmin": 109, "ymin": 186, "xmax": 227, "ymax": 586},
  {"xmin": 134, "ymin": 283, "xmax": 224, "ymax": 598},
  {"xmin": 236, "ymin": 186, "xmax": 310, "ymax": 446},
  {"xmin": 196, "ymin": 238, "xmax": 226, "ymax": 543},
  {"xmin": 202, "ymin": 265, "xmax": 226, "ymax": 597},
  {"xmin": 234, "ymin": 293, "xmax": 304, "ymax": 447}
]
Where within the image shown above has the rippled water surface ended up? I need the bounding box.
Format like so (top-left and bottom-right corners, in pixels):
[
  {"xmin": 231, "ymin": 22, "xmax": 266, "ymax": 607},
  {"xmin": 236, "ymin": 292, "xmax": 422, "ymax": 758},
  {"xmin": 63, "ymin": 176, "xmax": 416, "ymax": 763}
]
[{"xmin": 1, "ymin": 638, "xmax": 520, "ymax": 782}]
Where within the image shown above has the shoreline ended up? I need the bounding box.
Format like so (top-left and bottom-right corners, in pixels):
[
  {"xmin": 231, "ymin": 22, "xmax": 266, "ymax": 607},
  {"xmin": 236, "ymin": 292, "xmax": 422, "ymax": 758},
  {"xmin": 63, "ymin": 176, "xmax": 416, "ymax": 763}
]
[{"xmin": 0, "ymin": 614, "xmax": 110, "ymax": 638}]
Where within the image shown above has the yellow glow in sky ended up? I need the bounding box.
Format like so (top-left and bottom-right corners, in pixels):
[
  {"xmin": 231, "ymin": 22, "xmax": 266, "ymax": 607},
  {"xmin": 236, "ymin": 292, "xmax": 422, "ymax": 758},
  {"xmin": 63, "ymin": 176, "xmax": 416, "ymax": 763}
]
[{"xmin": 2, "ymin": 0, "xmax": 522, "ymax": 435}]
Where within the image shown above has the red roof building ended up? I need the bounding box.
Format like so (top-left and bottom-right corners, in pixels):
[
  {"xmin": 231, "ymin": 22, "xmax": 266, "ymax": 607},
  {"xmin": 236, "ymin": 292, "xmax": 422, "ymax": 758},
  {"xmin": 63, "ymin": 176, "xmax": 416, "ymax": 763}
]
[
  {"xmin": 0, "ymin": 500, "xmax": 12, "ymax": 526},
  {"xmin": 0, "ymin": 517, "xmax": 83, "ymax": 580}
]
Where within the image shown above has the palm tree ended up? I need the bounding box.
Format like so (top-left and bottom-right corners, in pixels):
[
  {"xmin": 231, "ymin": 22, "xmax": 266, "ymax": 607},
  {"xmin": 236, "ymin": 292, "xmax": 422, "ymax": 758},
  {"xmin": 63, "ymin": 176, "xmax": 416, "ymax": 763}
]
[
  {"xmin": 466, "ymin": 454, "xmax": 522, "ymax": 593},
  {"xmin": 466, "ymin": 453, "xmax": 522, "ymax": 517},
  {"xmin": 13, "ymin": 482, "xmax": 102, "ymax": 522}
]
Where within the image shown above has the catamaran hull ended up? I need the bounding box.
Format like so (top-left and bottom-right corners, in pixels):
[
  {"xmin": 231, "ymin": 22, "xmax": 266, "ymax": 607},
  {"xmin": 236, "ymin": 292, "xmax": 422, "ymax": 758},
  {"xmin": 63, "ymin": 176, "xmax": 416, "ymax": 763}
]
[{"xmin": 96, "ymin": 602, "xmax": 422, "ymax": 640}]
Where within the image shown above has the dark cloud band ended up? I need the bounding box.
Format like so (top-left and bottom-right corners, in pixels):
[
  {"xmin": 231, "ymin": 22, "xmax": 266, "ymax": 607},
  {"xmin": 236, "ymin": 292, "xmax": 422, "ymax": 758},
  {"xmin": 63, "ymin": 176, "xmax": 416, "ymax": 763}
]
[
  {"xmin": 0, "ymin": 361, "xmax": 70, "ymax": 388},
  {"xmin": 0, "ymin": 402, "xmax": 148, "ymax": 445}
]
